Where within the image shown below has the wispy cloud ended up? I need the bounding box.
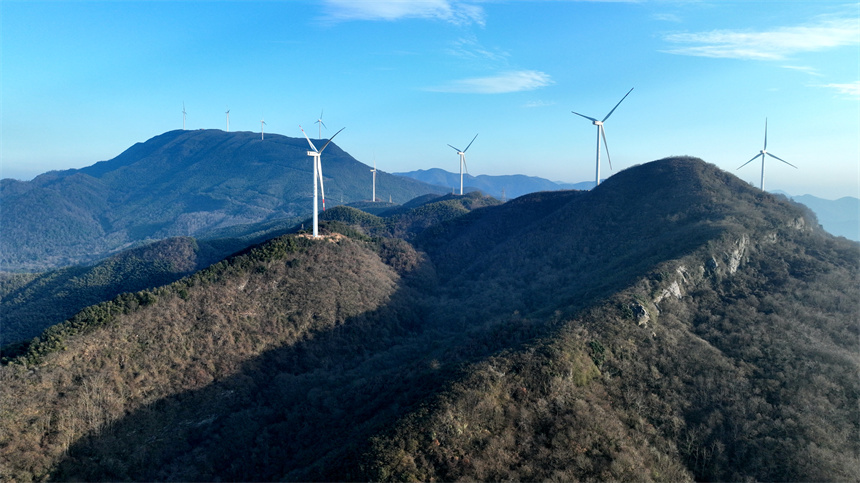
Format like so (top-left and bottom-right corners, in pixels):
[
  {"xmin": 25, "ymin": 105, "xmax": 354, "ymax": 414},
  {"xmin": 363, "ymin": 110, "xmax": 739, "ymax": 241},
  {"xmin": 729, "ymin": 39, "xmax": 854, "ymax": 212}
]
[
  {"xmin": 662, "ymin": 17, "xmax": 859, "ymax": 60},
  {"xmin": 321, "ymin": 0, "xmax": 485, "ymax": 26},
  {"xmin": 781, "ymin": 65, "xmax": 823, "ymax": 76},
  {"xmin": 427, "ymin": 70, "xmax": 554, "ymax": 94},
  {"xmin": 446, "ymin": 36, "xmax": 509, "ymax": 63},
  {"xmin": 821, "ymin": 81, "xmax": 860, "ymax": 99}
]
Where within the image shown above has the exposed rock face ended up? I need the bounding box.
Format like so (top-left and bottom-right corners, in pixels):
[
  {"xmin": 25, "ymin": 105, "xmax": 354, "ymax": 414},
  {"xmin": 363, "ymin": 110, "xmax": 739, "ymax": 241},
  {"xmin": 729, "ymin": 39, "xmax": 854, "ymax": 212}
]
[
  {"xmin": 725, "ymin": 234, "xmax": 748, "ymax": 274},
  {"xmin": 630, "ymin": 301, "xmax": 650, "ymax": 327}
]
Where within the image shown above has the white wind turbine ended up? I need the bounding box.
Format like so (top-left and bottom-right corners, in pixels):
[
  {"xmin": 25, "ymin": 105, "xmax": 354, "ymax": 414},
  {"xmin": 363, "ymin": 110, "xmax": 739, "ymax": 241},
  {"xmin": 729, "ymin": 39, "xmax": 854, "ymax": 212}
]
[
  {"xmin": 225, "ymin": 108, "xmax": 230, "ymax": 132},
  {"xmin": 182, "ymin": 102, "xmax": 187, "ymax": 130},
  {"xmin": 371, "ymin": 158, "xmax": 377, "ymax": 202},
  {"xmin": 448, "ymin": 133, "xmax": 478, "ymax": 195},
  {"xmin": 315, "ymin": 109, "xmax": 326, "ymax": 139},
  {"xmin": 261, "ymin": 117, "xmax": 266, "ymax": 140},
  {"xmin": 572, "ymin": 87, "xmax": 633, "ymax": 187},
  {"xmin": 300, "ymin": 125, "xmax": 345, "ymax": 238},
  {"xmin": 738, "ymin": 118, "xmax": 797, "ymax": 190}
]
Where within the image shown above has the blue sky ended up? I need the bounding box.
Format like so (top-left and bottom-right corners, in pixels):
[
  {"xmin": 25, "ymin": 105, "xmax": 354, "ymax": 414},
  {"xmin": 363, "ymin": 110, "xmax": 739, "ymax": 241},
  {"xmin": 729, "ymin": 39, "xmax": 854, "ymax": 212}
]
[{"xmin": 2, "ymin": 0, "xmax": 858, "ymax": 199}]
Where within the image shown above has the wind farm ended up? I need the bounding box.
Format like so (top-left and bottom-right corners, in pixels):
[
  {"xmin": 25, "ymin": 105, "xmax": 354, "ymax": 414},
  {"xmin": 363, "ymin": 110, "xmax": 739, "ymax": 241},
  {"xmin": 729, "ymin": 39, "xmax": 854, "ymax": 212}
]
[{"xmin": 2, "ymin": 4, "xmax": 858, "ymax": 482}]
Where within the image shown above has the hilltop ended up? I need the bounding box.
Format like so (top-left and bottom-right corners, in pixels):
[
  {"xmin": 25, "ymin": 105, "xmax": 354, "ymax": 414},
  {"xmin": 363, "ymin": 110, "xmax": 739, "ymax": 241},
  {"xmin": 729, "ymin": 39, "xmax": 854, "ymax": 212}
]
[
  {"xmin": 0, "ymin": 129, "xmax": 446, "ymax": 271},
  {"xmin": 1, "ymin": 157, "xmax": 857, "ymax": 482}
]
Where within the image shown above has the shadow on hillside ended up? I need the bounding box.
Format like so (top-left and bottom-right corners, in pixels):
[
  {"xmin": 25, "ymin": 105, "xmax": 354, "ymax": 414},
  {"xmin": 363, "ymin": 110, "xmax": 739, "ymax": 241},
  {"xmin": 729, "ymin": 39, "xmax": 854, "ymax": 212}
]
[{"xmin": 48, "ymin": 253, "xmax": 530, "ymax": 481}]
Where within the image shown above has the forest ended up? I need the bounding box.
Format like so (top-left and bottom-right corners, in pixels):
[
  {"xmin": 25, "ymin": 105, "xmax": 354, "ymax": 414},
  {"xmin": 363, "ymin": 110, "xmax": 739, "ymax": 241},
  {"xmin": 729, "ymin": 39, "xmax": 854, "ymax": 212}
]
[{"xmin": 1, "ymin": 157, "xmax": 857, "ymax": 482}]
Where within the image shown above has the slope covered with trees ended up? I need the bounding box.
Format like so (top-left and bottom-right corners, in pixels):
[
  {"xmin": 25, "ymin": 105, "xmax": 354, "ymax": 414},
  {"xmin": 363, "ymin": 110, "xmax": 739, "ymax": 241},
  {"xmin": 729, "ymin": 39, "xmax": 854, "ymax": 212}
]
[
  {"xmin": 0, "ymin": 236, "xmax": 242, "ymax": 349},
  {"xmin": 1, "ymin": 157, "xmax": 856, "ymax": 482}
]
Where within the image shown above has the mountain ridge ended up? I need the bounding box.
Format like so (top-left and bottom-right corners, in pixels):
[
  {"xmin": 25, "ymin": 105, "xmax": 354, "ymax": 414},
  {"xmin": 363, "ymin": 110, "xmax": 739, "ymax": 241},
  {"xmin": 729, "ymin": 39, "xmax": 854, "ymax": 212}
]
[{"xmin": 2, "ymin": 156, "xmax": 856, "ymax": 482}]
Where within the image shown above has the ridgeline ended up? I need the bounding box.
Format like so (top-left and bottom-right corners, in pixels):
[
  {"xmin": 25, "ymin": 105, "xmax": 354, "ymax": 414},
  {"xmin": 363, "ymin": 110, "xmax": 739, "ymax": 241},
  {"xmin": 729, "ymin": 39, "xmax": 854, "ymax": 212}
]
[{"xmin": 1, "ymin": 157, "xmax": 857, "ymax": 482}]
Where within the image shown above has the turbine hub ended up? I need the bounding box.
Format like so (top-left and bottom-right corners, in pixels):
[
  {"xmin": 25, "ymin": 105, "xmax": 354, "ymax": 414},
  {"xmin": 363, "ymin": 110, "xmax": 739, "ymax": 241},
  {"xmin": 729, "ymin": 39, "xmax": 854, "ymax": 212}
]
[{"xmin": 594, "ymin": 121, "xmax": 603, "ymax": 126}]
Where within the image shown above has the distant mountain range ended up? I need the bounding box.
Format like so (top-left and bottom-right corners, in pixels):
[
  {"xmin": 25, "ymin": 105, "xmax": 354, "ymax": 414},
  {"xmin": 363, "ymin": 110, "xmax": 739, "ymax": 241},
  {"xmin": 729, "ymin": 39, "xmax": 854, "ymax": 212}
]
[
  {"xmin": 0, "ymin": 130, "xmax": 446, "ymax": 271},
  {"xmin": 776, "ymin": 192, "xmax": 860, "ymax": 241},
  {"xmin": 2, "ymin": 157, "xmax": 857, "ymax": 482},
  {"xmin": 395, "ymin": 167, "xmax": 594, "ymax": 199}
]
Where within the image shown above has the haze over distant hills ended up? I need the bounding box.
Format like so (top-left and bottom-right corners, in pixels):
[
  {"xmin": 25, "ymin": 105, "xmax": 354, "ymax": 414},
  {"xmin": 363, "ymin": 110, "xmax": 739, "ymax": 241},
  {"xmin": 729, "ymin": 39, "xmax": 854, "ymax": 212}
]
[
  {"xmin": 395, "ymin": 167, "xmax": 593, "ymax": 199},
  {"xmin": 0, "ymin": 130, "xmax": 446, "ymax": 271},
  {"xmin": 780, "ymin": 193, "xmax": 860, "ymax": 241},
  {"xmin": 2, "ymin": 157, "xmax": 857, "ymax": 482}
]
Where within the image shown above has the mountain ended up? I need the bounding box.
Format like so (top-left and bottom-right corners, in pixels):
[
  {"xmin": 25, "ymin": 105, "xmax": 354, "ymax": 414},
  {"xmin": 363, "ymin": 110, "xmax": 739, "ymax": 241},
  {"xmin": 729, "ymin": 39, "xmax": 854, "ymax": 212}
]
[
  {"xmin": 0, "ymin": 129, "xmax": 446, "ymax": 271},
  {"xmin": 1, "ymin": 157, "xmax": 857, "ymax": 482},
  {"xmin": 787, "ymin": 194, "xmax": 860, "ymax": 241},
  {"xmin": 395, "ymin": 167, "xmax": 592, "ymax": 199}
]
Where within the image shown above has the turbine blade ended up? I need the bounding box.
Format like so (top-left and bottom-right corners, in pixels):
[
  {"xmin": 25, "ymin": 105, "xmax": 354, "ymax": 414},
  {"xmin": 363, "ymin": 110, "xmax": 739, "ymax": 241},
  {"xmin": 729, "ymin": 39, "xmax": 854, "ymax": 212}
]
[
  {"xmin": 448, "ymin": 144, "xmax": 462, "ymax": 152},
  {"xmin": 572, "ymin": 111, "xmax": 598, "ymax": 122},
  {"xmin": 737, "ymin": 153, "xmax": 762, "ymax": 170},
  {"xmin": 463, "ymin": 156, "xmax": 469, "ymax": 175},
  {"xmin": 767, "ymin": 152, "xmax": 797, "ymax": 168},
  {"xmin": 602, "ymin": 87, "xmax": 634, "ymax": 122},
  {"xmin": 299, "ymin": 126, "xmax": 318, "ymax": 152},
  {"xmin": 463, "ymin": 133, "xmax": 479, "ymax": 153},
  {"xmin": 318, "ymin": 127, "xmax": 345, "ymax": 154},
  {"xmin": 764, "ymin": 118, "xmax": 768, "ymax": 150},
  {"xmin": 600, "ymin": 125, "xmax": 613, "ymax": 170}
]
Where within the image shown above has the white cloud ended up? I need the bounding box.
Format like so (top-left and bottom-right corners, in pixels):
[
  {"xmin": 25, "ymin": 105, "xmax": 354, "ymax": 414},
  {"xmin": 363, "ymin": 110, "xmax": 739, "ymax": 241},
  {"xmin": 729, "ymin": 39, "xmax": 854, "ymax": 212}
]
[
  {"xmin": 821, "ymin": 81, "xmax": 860, "ymax": 99},
  {"xmin": 322, "ymin": 0, "xmax": 485, "ymax": 26},
  {"xmin": 662, "ymin": 17, "xmax": 860, "ymax": 60},
  {"xmin": 427, "ymin": 70, "xmax": 554, "ymax": 94}
]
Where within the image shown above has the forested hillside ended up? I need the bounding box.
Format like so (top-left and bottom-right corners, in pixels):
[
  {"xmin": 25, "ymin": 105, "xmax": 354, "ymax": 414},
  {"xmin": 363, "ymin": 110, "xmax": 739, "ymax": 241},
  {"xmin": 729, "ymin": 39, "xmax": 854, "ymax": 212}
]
[
  {"xmin": 0, "ymin": 129, "xmax": 445, "ymax": 271},
  {"xmin": 1, "ymin": 157, "xmax": 856, "ymax": 482},
  {"xmin": 0, "ymin": 237, "xmax": 242, "ymax": 348}
]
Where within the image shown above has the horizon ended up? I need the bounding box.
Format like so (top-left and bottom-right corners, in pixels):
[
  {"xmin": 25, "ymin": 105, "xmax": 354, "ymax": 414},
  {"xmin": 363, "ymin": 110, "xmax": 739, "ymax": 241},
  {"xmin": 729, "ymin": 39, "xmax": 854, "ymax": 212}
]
[{"xmin": 2, "ymin": 1, "xmax": 858, "ymax": 199}]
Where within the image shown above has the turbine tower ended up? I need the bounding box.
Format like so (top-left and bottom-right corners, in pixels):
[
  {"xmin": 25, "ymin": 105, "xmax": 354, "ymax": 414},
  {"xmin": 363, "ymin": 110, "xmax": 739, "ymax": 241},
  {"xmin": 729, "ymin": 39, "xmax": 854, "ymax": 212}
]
[
  {"xmin": 572, "ymin": 87, "xmax": 633, "ymax": 187},
  {"xmin": 448, "ymin": 133, "xmax": 478, "ymax": 195},
  {"xmin": 261, "ymin": 118, "xmax": 266, "ymax": 140},
  {"xmin": 371, "ymin": 158, "xmax": 377, "ymax": 202},
  {"xmin": 315, "ymin": 109, "xmax": 326, "ymax": 139},
  {"xmin": 738, "ymin": 118, "xmax": 797, "ymax": 190},
  {"xmin": 182, "ymin": 102, "xmax": 187, "ymax": 130},
  {"xmin": 225, "ymin": 108, "xmax": 230, "ymax": 132},
  {"xmin": 300, "ymin": 125, "xmax": 345, "ymax": 238}
]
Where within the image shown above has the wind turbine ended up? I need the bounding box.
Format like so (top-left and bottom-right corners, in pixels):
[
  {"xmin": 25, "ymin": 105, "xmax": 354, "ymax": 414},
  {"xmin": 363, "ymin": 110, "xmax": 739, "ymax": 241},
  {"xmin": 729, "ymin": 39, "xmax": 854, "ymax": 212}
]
[
  {"xmin": 300, "ymin": 125, "xmax": 345, "ymax": 238},
  {"xmin": 448, "ymin": 133, "xmax": 478, "ymax": 195},
  {"xmin": 182, "ymin": 102, "xmax": 187, "ymax": 130},
  {"xmin": 261, "ymin": 116, "xmax": 266, "ymax": 140},
  {"xmin": 315, "ymin": 109, "xmax": 327, "ymax": 139},
  {"xmin": 738, "ymin": 118, "xmax": 797, "ymax": 190},
  {"xmin": 371, "ymin": 158, "xmax": 377, "ymax": 202},
  {"xmin": 572, "ymin": 87, "xmax": 633, "ymax": 187},
  {"xmin": 225, "ymin": 108, "xmax": 230, "ymax": 132}
]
